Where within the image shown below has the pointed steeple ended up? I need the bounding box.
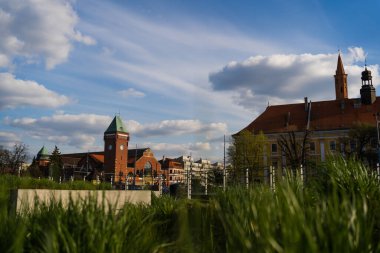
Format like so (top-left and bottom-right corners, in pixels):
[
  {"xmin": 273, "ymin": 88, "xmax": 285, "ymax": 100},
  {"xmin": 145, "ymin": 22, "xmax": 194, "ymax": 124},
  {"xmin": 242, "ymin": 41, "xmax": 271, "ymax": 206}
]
[
  {"xmin": 336, "ymin": 53, "xmax": 346, "ymax": 75},
  {"xmin": 36, "ymin": 146, "xmax": 50, "ymax": 161},
  {"xmin": 104, "ymin": 115, "xmax": 128, "ymax": 134},
  {"xmin": 334, "ymin": 53, "xmax": 348, "ymax": 100}
]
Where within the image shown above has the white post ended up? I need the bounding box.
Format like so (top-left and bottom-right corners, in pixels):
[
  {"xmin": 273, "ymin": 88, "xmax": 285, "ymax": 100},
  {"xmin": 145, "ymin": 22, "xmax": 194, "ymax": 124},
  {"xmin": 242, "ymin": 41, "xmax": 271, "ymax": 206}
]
[
  {"xmin": 300, "ymin": 164, "xmax": 304, "ymax": 184},
  {"xmin": 97, "ymin": 176, "xmax": 100, "ymax": 184},
  {"xmin": 187, "ymin": 161, "xmax": 192, "ymax": 200},
  {"xmin": 111, "ymin": 176, "xmax": 113, "ymax": 187},
  {"xmin": 159, "ymin": 175, "xmax": 163, "ymax": 196},
  {"xmin": 377, "ymin": 163, "xmax": 380, "ymax": 182},
  {"xmin": 126, "ymin": 176, "xmax": 129, "ymax": 191},
  {"xmin": 83, "ymin": 176, "xmax": 85, "ymax": 182},
  {"xmin": 71, "ymin": 176, "xmax": 74, "ymax": 182},
  {"xmin": 272, "ymin": 166, "xmax": 276, "ymax": 192},
  {"xmin": 59, "ymin": 176, "xmax": 62, "ymax": 184},
  {"xmin": 205, "ymin": 171, "xmax": 208, "ymax": 195},
  {"xmin": 246, "ymin": 168, "xmax": 249, "ymax": 189}
]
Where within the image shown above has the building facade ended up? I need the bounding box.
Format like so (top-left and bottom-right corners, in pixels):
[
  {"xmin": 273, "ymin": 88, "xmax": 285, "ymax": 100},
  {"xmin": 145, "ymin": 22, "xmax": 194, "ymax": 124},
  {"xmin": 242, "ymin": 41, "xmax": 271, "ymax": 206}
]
[
  {"xmin": 34, "ymin": 115, "xmax": 163, "ymax": 184},
  {"xmin": 160, "ymin": 156, "xmax": 224, "ymax": 186},
  {"xmin": 238, "ymin": 54, "xmax": 379, "ymax": 169}
]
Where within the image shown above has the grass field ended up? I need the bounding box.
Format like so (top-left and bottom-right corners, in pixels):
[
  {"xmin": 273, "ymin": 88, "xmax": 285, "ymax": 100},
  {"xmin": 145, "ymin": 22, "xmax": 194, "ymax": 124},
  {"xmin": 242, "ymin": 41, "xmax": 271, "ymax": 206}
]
[{"xmin": 1, "ymin": 157, "xmax": 380, "ymax": 252}]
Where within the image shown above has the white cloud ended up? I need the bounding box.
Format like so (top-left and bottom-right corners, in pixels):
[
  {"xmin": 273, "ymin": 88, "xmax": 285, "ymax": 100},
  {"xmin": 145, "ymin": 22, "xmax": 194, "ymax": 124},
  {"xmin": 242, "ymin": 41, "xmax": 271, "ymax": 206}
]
[
  {"xmin": 5, "ymin": 113, "xmax": 111, "ymax": 150},
  {"xmin": 125, "ymin": 119, "xmax": 227, "ymax": 138},
  {"xmin": 347, "ymin": 47, "xmax": 366, "ymax": 63},
  {"xmin": 143, "ymin": 141, "xmax": 212, "ymax": 159},
  {"xmin": 6, "ymin": 113, "xmax": 226, "ymax": 154},
  {"xmin": 0, "ymin": 0, "xmax": 96, "ymax": 69},
  {"xmin": 0, "ymin": 131, "xmax": 20, "ymax": 148},
  {"xmin": 209, "ymin": 47, "xmax": 378, "ymax": 110},
  {"xmin": 0, "ymin": 73, "xmax": 70, "ymax": 109},
  {"xmin": 119, "ymin": 88, "xmax": 145, "ymax": 98},
  {"xmin": 73, "ymin": 31, "xmax": 97, "ymax": 46},
  {"xmin": 7, "ymin": 113, "xmax": 112, "ymax": 135}
]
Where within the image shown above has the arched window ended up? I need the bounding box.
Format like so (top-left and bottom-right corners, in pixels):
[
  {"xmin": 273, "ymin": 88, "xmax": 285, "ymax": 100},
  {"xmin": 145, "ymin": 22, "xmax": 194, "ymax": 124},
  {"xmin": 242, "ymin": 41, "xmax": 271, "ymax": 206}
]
[{"xmin": 144, "ymin": 162, "xmax": 152, "ymax": 176}]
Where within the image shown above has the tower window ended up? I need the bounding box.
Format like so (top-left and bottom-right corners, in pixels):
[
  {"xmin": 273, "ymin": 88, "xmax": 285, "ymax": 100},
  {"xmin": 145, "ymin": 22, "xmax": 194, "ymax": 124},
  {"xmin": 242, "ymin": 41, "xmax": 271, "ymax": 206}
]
[
  {"xmin": 271, "ymin": 143, "xmax": 278, "ymax": 154},
  {"xmin": 329, "ymin": 141, "xmax": 336, "ymax": 151}
]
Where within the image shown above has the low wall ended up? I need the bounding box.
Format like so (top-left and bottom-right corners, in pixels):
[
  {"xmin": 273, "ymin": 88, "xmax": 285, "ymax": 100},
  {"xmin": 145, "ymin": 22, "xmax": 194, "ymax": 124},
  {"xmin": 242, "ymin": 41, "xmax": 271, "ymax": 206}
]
[{"xmin": 10, "ymin": 189, "xmax": 153, "ymax": 212}]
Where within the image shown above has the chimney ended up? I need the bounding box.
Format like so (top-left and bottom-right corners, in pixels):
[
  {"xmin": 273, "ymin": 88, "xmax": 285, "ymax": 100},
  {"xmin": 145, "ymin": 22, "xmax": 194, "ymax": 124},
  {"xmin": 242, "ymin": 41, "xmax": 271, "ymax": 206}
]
[
  {"xmin": 286, "ymin": 112, "xmax": 291, "ymax": 127},
  {"xmin": 304, "ymin": 97, "xmax": 308, "ymax": 111}
]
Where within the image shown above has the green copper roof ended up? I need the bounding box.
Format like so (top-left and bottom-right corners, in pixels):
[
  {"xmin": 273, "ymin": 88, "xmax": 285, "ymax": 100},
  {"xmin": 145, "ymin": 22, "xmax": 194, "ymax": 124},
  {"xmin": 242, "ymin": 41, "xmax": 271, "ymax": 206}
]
[
  {"xmin": 105, "ymin": 115, "xmax": 128, "ymax": 133},
  {"xmin": 37, "ymin": 146, "xmax": 50, "ymax": 160}
]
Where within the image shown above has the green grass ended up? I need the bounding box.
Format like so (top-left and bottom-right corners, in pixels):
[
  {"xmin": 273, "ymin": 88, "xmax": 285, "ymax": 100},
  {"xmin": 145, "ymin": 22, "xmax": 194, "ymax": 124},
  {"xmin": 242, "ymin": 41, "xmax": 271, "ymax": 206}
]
[{"xmin": 1, "ymin": 157, "xmax": 380, "ymax": 252}]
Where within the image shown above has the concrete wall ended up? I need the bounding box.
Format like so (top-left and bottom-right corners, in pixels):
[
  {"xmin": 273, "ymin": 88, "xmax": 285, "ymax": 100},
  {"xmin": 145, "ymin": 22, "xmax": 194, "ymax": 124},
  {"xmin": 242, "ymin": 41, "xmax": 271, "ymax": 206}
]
[{"xmin": 10, "ymin": 189, "xmax": 153, "ymax": 212}]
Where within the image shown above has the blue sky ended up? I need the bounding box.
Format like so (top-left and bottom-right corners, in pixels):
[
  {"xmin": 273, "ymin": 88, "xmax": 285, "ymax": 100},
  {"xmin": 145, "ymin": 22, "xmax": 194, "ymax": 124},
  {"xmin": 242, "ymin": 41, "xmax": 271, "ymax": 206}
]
[{"xmin": 1, "ymin": 0, "xmax": 380, "ymax": 161}]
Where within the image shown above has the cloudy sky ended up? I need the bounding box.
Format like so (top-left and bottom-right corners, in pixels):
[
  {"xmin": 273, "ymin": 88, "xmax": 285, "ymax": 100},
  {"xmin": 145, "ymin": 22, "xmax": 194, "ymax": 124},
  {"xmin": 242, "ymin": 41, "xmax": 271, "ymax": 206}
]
[{"xmin": 1, "ymin": 0, "xmax": 380, "ymax": 161}]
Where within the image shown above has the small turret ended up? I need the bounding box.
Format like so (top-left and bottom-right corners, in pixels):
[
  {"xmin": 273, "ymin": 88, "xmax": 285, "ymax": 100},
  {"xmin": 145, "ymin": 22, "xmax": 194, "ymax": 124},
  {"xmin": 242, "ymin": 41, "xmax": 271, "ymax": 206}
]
[
  {"xmin": 360, "ymin": 62, "xmax": 376, "ymax": 105},
  {"xmin": 36, "ymin": 146, "xmax": 50, "ymax": 166}
]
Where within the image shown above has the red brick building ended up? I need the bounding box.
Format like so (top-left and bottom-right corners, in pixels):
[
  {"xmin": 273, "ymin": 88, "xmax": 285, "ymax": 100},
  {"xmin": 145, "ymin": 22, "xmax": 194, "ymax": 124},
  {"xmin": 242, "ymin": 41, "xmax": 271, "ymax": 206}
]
[{"xmin": 35, "ymin": 115, "xmax": 163, "ymax": 184}]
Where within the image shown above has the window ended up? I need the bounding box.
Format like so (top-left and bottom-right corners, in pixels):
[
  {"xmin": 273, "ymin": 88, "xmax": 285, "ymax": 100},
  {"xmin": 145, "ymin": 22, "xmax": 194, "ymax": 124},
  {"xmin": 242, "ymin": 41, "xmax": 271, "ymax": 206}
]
[
  {"xmin": 329, "ymin": 141, "xmax": 336, "ymax": 151},
  {"xmin": 309, "ymin": 142, "xmax": 316, "ymax": 153},
  {"xmin": 170, "ymin": 176, "xmax": 172, "ymax": 180},
  {"xmin": 350, "ymin": 140, "xmax": 357, "ymax": 152},
  {"xmin": 144, "ymin": 162, "xmax": 152, "ymax": 176},
  {"xmin": 271, "ymin": 143, "xmax": 278, "ymax": 154},
  {"xmin": 170, "ymin": 169, "xmax": 172, "ymax": 174}
]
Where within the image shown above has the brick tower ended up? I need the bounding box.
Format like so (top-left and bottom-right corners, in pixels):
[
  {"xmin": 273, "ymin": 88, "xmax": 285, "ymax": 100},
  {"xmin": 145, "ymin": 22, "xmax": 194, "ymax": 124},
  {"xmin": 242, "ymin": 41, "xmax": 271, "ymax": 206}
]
[
  {"xmin": 103, "ymin": 115, "xmax": 129, "ymax": 182},
  {"xmin": 360, "ymin": 64, "xmax": 376, "ymax": 105},
  {"xmin": 334, "ymin": 53, "xmax": 348, "ymax": 100}
]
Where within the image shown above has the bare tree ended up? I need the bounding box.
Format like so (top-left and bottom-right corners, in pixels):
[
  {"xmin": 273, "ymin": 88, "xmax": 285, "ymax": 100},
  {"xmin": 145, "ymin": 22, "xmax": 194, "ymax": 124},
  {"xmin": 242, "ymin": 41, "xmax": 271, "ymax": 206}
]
[
  {"xmin": 0, "ymin": 147, "xmax": 10, "ymax": 173},
  {"xmin": 340, "ymin": 123, "xmax": 377, "ymax": 165},
  {"xmin": 0, "ymin": 143, "xmax": 29, "ymax": 175},
  {"xmin": 277, "ymin": 130, "xmax": 311, "ymax": 171}
]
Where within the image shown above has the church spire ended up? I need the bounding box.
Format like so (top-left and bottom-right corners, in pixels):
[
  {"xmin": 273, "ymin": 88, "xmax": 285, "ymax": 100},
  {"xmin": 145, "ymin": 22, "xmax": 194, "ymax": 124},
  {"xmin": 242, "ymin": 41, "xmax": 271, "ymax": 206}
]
[
  {"xmin": 336, "ymin": 53, "xmax": 346, "ymax": 75},
  {"xmin": 334, "ymin": 53, "xmax": 348, "ymax": 100}
]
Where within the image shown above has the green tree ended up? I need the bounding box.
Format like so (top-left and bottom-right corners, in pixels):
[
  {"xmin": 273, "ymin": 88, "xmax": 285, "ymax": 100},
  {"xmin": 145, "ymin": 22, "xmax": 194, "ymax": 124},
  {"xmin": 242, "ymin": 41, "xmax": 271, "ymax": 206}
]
[
  {"xmin": 49, "ymin": 146, "xmax": 63, "ymax": 181},
  {"xmin": 228, "ymin": 130, "xmax": 266, "ymax": 183},
  {"xmin": 28, "ymin": 156, "xmax": 43, "ymax": 178}
]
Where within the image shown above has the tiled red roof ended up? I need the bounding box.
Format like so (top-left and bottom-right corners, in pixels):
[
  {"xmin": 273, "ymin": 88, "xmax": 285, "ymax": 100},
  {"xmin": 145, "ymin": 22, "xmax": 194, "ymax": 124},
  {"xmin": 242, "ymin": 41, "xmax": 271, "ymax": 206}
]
[
  {"xmin": 243, "ymin": 97, "xmax": 380, "ymax": 134},
  {"xmin": 90, "ymin": 154, "xmax": 104, "ymax": 163}
]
